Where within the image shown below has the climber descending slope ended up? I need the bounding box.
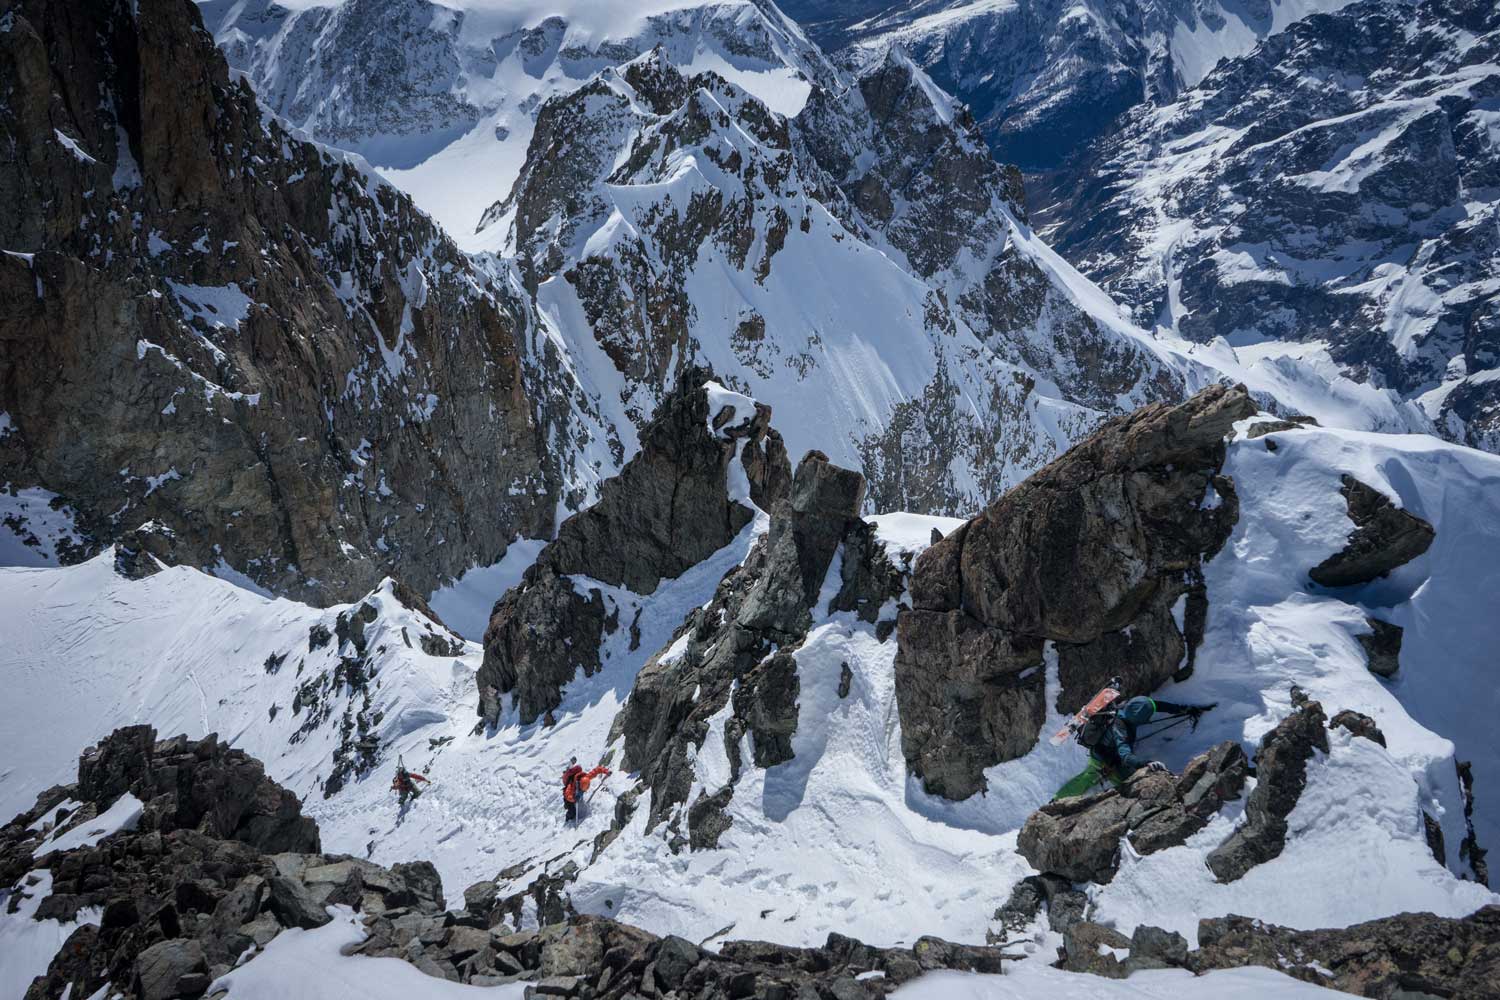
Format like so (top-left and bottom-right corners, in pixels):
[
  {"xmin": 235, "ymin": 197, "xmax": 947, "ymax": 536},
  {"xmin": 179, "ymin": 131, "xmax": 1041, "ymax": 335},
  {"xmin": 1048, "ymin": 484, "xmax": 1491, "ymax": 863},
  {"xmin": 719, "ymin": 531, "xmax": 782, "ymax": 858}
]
[{"xmin": 1055, "ymin": 682, "xmax": 1215, "ymax": 799}]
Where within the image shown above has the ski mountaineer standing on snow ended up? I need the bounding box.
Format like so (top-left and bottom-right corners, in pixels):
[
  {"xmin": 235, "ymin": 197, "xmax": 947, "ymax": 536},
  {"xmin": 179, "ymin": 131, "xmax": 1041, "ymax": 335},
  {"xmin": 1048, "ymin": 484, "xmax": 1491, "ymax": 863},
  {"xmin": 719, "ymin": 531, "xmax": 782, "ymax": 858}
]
[
  {"xmin": 1054, "ymin": 689, "xmax": 1214, "ymax": 799},
  {"xmin": 562, "ymin": 757, "xmax": 611, "ymax": 825}
]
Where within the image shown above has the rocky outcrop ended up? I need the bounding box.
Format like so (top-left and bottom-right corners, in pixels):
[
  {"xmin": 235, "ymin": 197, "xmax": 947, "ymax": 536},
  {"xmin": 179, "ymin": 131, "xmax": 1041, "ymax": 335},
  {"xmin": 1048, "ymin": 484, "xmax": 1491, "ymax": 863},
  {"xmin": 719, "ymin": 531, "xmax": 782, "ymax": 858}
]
[
  {"xmin": 1310, "ymin": 476, "xmax": 1436, "ymax": 587},
  {"xmin": 994, "ymin": 873, "xmax": 1088, "ymax": 936},
  {"xmin": 478, "ymin": 372, "xmax": 790, "ymax": 726},
  {"xmin": 1206, "ymin": 693, "xmax": 1329, "ymax": 882},
  {"xmin": 5, "ymin": 728, "xmax": 443, "ymax": 1000},
  {"xmin": 0, "ymin": 0, "xmax": 553, "ymax": 603},
  {"xmin": 1358, "ymin": 618, "xmax": 1404, "ymax": 677},
  {"xmin": 1017, "ymin": 741, "xmax": 1249, "ymax": 883},
  {"xmin": 896, "ymin": 384, "xmax": 1257, "ymax": 798},
  {"xmin": 1186, "ymin": 906, "xmax": 1500, "ymax": 999},
  {"xmin": 350, "ymin": 912, "xmax": 1017, "ymax": 996},
  {"xmin": 614, "ymin": 450, "xmax": 903, "ymax": 840}
]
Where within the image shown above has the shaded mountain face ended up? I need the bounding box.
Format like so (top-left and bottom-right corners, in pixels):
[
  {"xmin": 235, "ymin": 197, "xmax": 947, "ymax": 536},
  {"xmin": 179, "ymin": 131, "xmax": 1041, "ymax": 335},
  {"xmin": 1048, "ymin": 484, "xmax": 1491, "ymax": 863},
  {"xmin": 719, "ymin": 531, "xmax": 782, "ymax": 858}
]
[
  {"xmin": 1045, "ymin": 0, "xmax": 1500, "ymax": 451},
  {"xmin": 0, "ymin": 0, "xmax": 554, "ymax": 602}
]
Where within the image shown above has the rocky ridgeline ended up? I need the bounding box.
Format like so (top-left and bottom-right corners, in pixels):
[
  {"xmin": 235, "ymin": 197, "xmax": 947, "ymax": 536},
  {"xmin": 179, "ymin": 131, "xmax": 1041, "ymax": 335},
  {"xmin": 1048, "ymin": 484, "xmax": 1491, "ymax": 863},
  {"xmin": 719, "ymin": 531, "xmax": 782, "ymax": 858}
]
[
  {"xmin": 4, "ymin": 727, "xmax": 1018, "ymax": 1000},
  {"xmin": 479, "ymin": 369, "xmax": 791, "ymax": 727},
  {"xmin": 614, "ymin": 445, "xmax": 902, "ymax": 844},
  {"xmin": 893, "ymin": 383, "xmax": 1255, "ymax": 799},
  {"xmin": 0, "ymin": 0, "xmax": 553, "ymax": 602}
]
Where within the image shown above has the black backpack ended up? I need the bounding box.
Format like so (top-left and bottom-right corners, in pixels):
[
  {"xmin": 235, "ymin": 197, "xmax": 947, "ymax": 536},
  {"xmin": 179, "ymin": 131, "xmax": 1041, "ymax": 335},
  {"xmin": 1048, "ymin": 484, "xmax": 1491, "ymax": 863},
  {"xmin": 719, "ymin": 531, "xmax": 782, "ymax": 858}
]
[{"xmin": 1078, "ymin": 708, "xmax": 1118, "ymax": 751}]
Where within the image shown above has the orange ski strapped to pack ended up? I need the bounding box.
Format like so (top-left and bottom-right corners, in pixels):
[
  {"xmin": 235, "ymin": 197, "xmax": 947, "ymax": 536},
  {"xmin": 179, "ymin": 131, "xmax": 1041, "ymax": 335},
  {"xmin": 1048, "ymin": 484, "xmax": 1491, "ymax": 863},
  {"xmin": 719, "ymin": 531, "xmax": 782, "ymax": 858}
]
[{"xmin": 1050, "ymin": 687, "xmax": 1122, "ymax": 746}]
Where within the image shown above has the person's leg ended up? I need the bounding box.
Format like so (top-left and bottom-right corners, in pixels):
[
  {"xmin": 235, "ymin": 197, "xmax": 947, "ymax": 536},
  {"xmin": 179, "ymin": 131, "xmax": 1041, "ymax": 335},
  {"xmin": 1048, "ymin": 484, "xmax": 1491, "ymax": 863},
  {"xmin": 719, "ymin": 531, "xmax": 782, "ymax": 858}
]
[
  {"xmin": 565, "ymin": 798, "xmax": 576, "ymax": 824},
  {"xmin": 1054, "ymin": 759, "xmax": 1105, "ymax": 799}
]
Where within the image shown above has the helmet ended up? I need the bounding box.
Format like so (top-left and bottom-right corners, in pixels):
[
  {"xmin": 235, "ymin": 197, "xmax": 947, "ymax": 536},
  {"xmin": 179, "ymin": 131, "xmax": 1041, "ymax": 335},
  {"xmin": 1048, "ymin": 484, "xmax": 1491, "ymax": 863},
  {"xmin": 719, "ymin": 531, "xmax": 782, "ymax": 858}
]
[{"xmin": 569, "ymin": 756, "xmax": 577, "ymax": 766}]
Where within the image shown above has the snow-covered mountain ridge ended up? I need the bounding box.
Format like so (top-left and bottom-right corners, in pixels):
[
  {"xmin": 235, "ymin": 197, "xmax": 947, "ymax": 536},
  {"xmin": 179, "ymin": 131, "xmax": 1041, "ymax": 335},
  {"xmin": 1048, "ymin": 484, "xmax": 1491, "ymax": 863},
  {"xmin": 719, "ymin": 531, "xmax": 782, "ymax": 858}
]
[
  {"xmin": 1047, "ymin": 0, "xmax": 1500, "ymax": 453},
  {"xmin": 3, "ymin": 379, "xmax": 1497, "ymax": 998}
]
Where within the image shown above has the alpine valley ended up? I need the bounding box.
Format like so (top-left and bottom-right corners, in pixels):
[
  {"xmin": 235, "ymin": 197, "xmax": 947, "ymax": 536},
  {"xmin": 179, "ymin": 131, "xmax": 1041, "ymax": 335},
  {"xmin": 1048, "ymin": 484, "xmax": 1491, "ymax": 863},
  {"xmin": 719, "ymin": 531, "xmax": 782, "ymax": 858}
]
[{"xmin": 1, "ymin": 1, "xmax": 1497, "ymax": 999}]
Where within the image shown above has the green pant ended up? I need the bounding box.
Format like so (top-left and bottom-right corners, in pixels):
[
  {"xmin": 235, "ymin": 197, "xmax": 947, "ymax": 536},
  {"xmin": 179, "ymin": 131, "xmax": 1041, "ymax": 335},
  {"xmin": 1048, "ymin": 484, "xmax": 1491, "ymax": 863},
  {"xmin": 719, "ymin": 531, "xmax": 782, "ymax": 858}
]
[{"xmin": 1053, "ymin": 759, "xmax": 1124, "ymax": 800}]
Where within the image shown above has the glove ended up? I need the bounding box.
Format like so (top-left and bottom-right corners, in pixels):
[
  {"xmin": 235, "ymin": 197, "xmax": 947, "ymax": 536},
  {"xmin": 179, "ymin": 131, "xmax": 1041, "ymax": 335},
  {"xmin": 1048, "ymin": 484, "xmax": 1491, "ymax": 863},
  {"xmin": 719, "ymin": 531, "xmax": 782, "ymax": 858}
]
[{"xmin": 1145, "ymin": 761, "xmax": 1169, "ymax": 773}]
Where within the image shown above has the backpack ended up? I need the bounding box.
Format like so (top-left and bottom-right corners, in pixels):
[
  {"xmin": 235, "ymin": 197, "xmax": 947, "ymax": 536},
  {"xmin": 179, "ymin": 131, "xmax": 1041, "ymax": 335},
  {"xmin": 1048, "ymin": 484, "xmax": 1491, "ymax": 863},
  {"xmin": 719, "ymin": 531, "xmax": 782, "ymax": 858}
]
[{"xmin": 1078, "ymin": 708, "xmax": 1117, "ymax": 751}]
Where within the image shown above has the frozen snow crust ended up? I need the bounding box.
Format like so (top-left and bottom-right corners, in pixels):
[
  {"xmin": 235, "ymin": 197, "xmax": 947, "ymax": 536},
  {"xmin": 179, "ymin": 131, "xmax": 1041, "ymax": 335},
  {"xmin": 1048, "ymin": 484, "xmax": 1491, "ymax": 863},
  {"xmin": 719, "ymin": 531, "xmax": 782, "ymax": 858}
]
[{"xmin": 1, "ymin": 417, "xmax": 1496, "ymax": 981}]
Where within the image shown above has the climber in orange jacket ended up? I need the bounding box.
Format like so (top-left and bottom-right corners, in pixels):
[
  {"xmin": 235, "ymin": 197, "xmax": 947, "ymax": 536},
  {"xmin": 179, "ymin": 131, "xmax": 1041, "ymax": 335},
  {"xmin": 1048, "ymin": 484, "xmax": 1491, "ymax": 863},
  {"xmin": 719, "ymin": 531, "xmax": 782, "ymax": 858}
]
[{"xmin": 562, "ymin": 757, "xmax": 610, "ymax": 824}]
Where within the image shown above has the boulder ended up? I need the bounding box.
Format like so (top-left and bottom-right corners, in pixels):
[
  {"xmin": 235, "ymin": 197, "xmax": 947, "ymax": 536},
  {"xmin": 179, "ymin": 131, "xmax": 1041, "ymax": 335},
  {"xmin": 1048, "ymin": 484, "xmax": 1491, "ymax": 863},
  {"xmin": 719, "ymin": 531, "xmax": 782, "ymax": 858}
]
[
  {"xmin": 1018, "ymin": 741, "xmax": 1248, "ymax": 883},
  {"xmin": 1330, "ymin": 709, "xmax": 1387, "ymax": 747},
  {"xmin": 1207, "ymin": 696, "xmax": 1329, "ymax": 882},
  {"xmin": 1309, "ymin": 476, "xmax": 1435, "ymax": 587},
  {"xmin": 134, "ymin": 939, "xmax": 208, "ymax": 1000},
  {"xmin": 1127, "ymin": 925, "xmax": 1189, "ymax": 971},
  {"xmin": 895, "ymin": 385, "xmax": 1256, "ymax": 798},
  {"xmin": 1058, "ymin": 921, "xmax": 1130, "ymax": 978}
]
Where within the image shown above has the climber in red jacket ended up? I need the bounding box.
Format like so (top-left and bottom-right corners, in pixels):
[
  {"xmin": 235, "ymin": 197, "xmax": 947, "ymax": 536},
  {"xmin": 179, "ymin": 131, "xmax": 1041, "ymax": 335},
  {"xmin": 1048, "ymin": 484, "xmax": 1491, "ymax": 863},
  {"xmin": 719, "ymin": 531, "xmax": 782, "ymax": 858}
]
[
  {"xmin": 562, "ymin": 757, "xmax": 610, "ymax": 824},
  {"xmin": 391, "ymin": 756, "xmax": 429, "ymax": 806}
]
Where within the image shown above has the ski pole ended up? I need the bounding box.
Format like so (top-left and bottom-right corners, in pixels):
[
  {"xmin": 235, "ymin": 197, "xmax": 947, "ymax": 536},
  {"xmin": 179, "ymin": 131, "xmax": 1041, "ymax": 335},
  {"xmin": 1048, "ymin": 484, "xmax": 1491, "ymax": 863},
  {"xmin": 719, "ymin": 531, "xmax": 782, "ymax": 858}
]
[{"xmin": 1136, "ymin": 714, "xmax": 1195, "ymax": 743}]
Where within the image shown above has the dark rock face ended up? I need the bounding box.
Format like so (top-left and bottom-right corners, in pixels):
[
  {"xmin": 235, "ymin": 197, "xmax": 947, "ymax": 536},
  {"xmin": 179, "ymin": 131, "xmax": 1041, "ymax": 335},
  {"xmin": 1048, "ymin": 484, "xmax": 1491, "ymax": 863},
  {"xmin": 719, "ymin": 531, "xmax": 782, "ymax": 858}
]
[
  {"xmin": 1358, "ymin": 618, "xmax": 1404, "ymax": 677},
  {"xmin": 75, "ymin": 725, "xmax": 320, "ymax": 856},
  {"xmin": 0, "ymin": 0, "xmax": 553, "ymax": 603},
  {"xmin": 896, "ymin": 384, "xmax": 1256, "ymax": 798},
  {"xmin": 1457, "ymin": 760, "xmax": 1490, "ymax": 886},
  {"xmin": 1187, "ymin": 906, "xmax": 1500, "ymax": 999},
  {"xmin": 1017, "ymin": 741, "xmax": 1249, "ymax": 884},
  {"xmin": 1310, "ymin": 476, "xmax": 1436, "ymax": 587},
  {"xmin": 1058, "ymin": 921, "xmax": 1132, "ymax": 978},
  {"xmin": 1207, "ymin": 695, "xmax": 1330, "ymax": 882},
  {"xmin": 478, "ymin": 371, "xmax": 790, "ymax": 725},
  {"xmin": 613, "ymin": 448, "xmax": 903, "ymax": 840}
]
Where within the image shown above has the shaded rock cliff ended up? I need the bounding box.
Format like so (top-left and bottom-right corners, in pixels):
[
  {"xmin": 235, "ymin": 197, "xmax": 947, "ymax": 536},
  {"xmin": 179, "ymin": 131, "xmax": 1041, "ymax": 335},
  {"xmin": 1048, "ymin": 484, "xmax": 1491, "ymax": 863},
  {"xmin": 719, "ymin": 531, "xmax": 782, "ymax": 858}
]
[
  {"xmin": 0, "ymin": 0, "xmax": 552, "ymax": 602},
  {"xmin": 895, "ymin": 383, "xmax": 1257, "ymax": 798}
]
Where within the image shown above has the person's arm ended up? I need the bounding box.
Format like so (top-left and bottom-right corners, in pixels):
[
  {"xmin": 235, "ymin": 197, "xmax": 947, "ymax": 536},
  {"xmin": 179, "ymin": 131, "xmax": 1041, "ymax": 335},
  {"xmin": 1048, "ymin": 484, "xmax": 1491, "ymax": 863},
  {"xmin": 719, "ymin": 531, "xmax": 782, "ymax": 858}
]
[{"xmin": 1112, "ymin": 720, "xmax": 1152, "ymax": 774}]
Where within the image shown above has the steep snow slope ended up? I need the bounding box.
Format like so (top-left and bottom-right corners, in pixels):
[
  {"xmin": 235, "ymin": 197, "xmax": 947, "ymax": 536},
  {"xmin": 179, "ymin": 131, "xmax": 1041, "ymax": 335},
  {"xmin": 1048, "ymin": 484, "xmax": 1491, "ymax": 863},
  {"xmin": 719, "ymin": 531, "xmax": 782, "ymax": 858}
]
[{"xmin": 2, "ymin": 419, "xmax": 1495, "ymax": 955}]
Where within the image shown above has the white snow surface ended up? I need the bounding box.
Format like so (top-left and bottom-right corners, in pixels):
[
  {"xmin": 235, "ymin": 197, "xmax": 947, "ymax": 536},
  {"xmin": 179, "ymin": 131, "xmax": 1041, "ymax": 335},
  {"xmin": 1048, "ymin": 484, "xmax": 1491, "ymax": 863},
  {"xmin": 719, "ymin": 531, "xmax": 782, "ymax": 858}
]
[
  {"xmin": 427, "ymin": 538, "xmax": 547, "ymax": 641},
  {"xmin": 32, "ymin": 793, "xmax": 143, "ymax": 858},
  {"xmin": 0, "ymin": 871, "xmax": 102, "ymax": 1000}
]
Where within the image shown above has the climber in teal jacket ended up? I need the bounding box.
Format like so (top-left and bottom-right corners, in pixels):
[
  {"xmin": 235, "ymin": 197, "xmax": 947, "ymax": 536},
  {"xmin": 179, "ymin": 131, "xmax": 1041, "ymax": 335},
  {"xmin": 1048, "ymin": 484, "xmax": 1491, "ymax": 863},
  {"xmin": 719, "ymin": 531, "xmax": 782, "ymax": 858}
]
[{"xmin": 1054, "ymin": 695, "xmax": 1213, "ymax": 799}]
